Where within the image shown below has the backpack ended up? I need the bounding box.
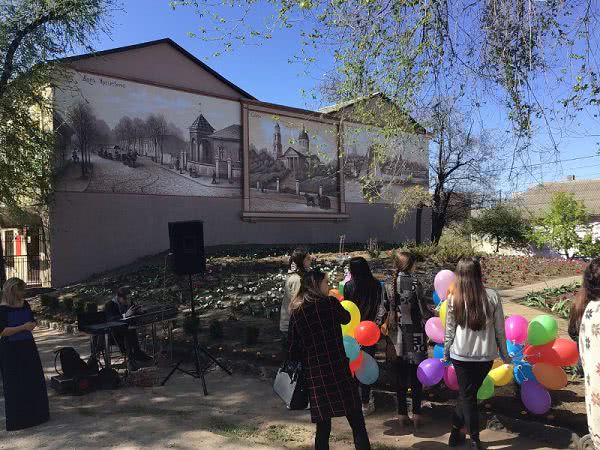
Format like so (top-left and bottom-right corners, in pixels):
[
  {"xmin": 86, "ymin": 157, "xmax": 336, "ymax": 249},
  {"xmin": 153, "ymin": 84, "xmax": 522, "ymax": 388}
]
[{"xmin": 54, "ymin": 347, "xmax": 89, "ymax": 378}]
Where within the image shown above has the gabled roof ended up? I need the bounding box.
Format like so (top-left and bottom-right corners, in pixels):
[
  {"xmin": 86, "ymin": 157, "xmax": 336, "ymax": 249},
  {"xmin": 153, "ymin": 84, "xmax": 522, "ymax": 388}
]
[
  {"xmin": 319, "ymin": 93, "xmax": 427, "ymax": 135},
  {"xmin": 59, "ymin": 38, "xmax": 255, "ymax": 100},
  {"xmin": 189, "ymin": 114, "xmax": 215, "ymax": 134},
  {"xmin": 282, "ymin": 147, "xmax": 306, "ymax": 158},
  {"xmin": 513, "ymin": 178, "xmax": 600, "ymax": 217},
  {"xmin": 209, "ymin": 124, "xmax": 241, "ymax": 140}
]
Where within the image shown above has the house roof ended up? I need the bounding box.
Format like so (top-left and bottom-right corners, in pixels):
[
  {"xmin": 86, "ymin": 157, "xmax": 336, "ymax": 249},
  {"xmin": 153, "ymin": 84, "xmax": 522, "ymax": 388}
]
[
  {"xmin": 282, "ymin": 147, "xmax": 307, "ymax": 158},
  {"xmin": 0, "ymin": 209, "xmax": 42, "ymax": 228},
  {"xmin": 209, "ymin": 124, "xmax": 241, "ymax": 140},
  {"xmin": 189, "ymin": 113, "xmax": 215, "ymax": 134},
  {"xmin": 513, "ymin": 178, "xmax": 600, "ymax": 217},
  {"xmin": 58, "ymin": 38, "xmax": 256, "ymax": 100},
  {"xmin": 319, "ymin": 93, "xmax": 427, "ymax": 135}
]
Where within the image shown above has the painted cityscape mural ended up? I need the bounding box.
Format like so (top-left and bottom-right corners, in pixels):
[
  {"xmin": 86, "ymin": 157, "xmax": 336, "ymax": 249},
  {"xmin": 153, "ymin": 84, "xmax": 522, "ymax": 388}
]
[
  {"xmin": 247, "ymin": 110, "xmax": 341, "ymax": 213},
  {"xmin": 53, "ymin": 71, "xmax": 242, "ymax": 197}
]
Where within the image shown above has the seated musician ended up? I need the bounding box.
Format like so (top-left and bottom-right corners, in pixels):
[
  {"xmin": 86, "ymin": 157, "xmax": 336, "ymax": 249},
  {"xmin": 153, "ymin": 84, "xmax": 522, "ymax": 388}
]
[{"xmin": 104, "ymin": 286, "xmax": 152, "ymax": 368}]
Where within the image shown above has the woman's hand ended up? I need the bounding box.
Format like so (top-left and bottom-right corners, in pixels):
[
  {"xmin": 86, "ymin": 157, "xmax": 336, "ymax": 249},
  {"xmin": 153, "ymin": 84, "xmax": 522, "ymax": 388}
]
[
  {"xmin": 380, "ymin": 322, "xmax": 388, "ymax": 336},
  {"xmin": 22, "ymin": 321, "xmax": 36, "ymax": 332}
]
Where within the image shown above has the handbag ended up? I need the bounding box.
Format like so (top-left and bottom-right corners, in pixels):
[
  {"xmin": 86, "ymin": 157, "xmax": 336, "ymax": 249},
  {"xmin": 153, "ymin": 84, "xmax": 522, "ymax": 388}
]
[{"xmin": 273, "ymin": 361, "xmax": 308, "ymax": 410}]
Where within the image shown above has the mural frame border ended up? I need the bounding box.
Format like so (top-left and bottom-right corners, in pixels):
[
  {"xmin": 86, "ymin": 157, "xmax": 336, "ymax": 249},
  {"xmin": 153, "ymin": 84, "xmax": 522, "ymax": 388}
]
[{"xmin": 240, "ymin": 100, "xmax": 349, "ymax": 221}]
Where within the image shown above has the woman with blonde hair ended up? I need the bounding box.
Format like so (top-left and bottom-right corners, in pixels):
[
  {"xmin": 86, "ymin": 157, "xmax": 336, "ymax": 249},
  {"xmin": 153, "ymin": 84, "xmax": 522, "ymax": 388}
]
[{"xmin": 0, "ymin": 277, "xmax": 49, "ymax": 431}]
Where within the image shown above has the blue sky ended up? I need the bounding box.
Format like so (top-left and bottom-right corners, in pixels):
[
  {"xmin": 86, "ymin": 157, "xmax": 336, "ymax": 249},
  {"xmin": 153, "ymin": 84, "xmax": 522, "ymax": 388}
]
[{"xmin": 75, "ymin": 0, "xmax": 600, "ymax": 192}]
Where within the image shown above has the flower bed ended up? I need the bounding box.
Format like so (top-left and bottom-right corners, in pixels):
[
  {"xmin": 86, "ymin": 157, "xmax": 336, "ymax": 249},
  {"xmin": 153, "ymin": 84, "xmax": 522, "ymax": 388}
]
[{"xmin": 519, "ymin": 283, "xmax": 582, "ymax": 319}]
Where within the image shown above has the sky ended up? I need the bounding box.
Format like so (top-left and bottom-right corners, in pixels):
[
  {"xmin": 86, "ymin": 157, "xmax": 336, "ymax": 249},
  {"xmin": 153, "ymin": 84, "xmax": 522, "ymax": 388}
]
[{"xmin": 71, "ymin": 0, "xmax": 600, "ymax": 193}]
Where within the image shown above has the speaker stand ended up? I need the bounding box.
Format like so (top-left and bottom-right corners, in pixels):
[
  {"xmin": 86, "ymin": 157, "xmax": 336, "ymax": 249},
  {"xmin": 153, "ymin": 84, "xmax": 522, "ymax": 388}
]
[{"xmin": 161, "ymin": 274, "xmax": 232, "ymax": 393}]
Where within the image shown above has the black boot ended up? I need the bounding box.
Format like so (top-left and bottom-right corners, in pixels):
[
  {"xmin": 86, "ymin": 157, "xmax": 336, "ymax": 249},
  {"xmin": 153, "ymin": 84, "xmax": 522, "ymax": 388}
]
[
  {"xmin": 448, "ymin": 427, "xmax": 465, "ymax": 447},
  {"xmin": 471, "ymin": 436, "xmax": 484, "ymax": 450}
]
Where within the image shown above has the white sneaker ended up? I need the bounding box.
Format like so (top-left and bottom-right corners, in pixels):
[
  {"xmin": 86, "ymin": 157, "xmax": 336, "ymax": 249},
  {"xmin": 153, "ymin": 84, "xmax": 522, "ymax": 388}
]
[{"xmin": 362, "ymin": 399, "xmax": 375, "ymax": 416}]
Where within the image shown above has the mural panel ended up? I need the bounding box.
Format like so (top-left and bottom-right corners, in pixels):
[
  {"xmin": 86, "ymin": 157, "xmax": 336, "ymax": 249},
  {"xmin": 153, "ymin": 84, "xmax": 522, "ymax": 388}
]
[
  {"xmin": 247, "ymin": 110, "xmax": 342, "ymax": 214},
  {"xmin": 53, "ymin": 71, "xmax": 242, "ymax": 197}
]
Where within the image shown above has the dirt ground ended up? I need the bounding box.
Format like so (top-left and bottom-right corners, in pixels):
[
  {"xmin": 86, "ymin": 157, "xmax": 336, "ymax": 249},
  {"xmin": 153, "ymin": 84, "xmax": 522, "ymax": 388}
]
[{"xmin": 0, "ymin": 328, "xmax": 571, "ymax": 450}]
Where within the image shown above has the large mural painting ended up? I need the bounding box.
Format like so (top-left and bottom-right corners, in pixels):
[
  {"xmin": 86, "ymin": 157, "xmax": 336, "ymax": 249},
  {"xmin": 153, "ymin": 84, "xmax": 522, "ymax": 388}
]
[
  {"xmin": 53, "ymin": 71, "xmax": 242, "ymax": 197},
  {"xmin": 343, "ymin": 122, "xmax": 429, "ymax": 203},
  {"xmin": 246, "ymin": 109, "xmax": 342, "ymax": 214}
]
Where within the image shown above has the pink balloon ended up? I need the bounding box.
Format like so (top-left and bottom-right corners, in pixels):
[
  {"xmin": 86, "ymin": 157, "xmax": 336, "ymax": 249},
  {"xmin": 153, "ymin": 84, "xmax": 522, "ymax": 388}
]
[
  {"xmin": 434, "ymin": 270, "xmax": 455, "ymax": 301},
  {"xmin": 425, "ymin": 317, "xmax": 445, "ymax": 344},
  {"xmin": 344, "ymin": 273, "xmax": 352, "ymax": 283},
  {"xmin": 505, "ymin": 315, "xmax": 529, "ymax": 344},
  {"xmin": 443, "ymin": 365, "xmax": 459, "ymax": 391}
]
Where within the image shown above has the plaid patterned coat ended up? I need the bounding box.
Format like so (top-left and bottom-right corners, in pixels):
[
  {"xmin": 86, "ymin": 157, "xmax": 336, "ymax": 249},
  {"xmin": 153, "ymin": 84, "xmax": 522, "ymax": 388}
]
[{"xmin": 288, "ymin": 296, "xmax": 362, "ymax": 423}]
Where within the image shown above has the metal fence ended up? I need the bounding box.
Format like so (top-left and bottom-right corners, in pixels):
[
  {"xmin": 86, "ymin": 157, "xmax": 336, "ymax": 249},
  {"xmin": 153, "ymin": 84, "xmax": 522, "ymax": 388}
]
[{"xmin": 1, "ymin": 230, "xmax": 50, "ymax": 287}]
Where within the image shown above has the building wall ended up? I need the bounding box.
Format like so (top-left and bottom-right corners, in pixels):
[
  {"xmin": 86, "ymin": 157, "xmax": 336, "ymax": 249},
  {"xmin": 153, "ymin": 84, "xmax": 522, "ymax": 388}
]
[{"xmin": 49, "ymin": 191, "xmax": 430, "ymax": 286}]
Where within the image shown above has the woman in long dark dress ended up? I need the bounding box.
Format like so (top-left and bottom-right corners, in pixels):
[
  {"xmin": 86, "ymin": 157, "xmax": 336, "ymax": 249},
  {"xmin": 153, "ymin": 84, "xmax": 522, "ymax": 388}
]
[
  {"xmin": 288, "ymin": 270, "xmax": 371, "ymax": 450},
  {"xmin": 0, "ymin": 277, "xmax": 49, "ymax": 431},
  {"xmin": 342, "ymin": 256, "xmax": 385, "ymax": 416}
]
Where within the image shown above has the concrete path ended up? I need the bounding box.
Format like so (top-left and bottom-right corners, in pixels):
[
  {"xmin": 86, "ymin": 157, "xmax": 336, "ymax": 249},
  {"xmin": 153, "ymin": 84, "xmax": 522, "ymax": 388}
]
[
  {"xmin": 0, "ymin": 328, "xmax": 565, "ymax": 449},
  {"xmin": 498, "ymin": 275, "xmax": 582, "ymax": 338}
]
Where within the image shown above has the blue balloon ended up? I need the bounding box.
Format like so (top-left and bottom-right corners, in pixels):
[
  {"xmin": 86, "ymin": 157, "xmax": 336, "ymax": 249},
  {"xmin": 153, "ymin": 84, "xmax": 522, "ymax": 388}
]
[
  {"xmin": 514, "ymin": 362, "xmax": 535, "ymax": 385},
  {"xmin": 343, "ymin": 336, "xmax": 361, "ymax": 362},
  {"xmin": 356, "ymin": 352, "xmax": 379, "ymax": 385},
  {"xmin": 433, "ymin": 344, "xmax": 444, "ymax": 360},
  {"xmin": 433, "ymin": 291, "xmax": 441, "ymax": 306},
  {"xmin": 507, "ymin": 341, "xmax": 525, "ymax": 362}
]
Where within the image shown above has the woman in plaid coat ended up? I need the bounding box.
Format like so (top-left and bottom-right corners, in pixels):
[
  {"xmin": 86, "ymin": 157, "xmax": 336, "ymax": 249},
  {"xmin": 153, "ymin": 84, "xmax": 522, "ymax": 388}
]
[{"xmin": 288, "ymin": 270, "xmax": 371, "ymax": 450}]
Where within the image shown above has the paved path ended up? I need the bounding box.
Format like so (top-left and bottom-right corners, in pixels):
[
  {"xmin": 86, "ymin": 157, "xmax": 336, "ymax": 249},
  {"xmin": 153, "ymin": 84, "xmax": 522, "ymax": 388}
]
[
  {"xmin": 498, "ymin": 275, "xmax": 581, "ymax": 338},
  {"xmin": 0, "ymin": 328, "xmax": 566, "ymax": 449}
]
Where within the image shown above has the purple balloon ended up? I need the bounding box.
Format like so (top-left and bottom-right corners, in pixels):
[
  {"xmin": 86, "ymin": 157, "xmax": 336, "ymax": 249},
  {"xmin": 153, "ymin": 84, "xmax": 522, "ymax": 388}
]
[
  {"xmin": 521, "ymin": 380, "xmax": 551, "ymax": 415},
  {"xmin": 417, "ymin": 358, "xmax": 444, "ymax": 386}
]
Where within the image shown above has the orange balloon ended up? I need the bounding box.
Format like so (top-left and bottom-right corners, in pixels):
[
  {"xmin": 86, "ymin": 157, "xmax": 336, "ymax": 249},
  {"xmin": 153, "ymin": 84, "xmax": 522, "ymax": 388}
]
[
  {"xmin": 329, "ymin": 289, "xmax": 344, "ymax": 301},
  {"xmin": 552, "ymin": 338, "xmax": 579, "ymax": 366},
  {"xmin": 532, "ymin": 363, "xmax": 568, "ymax": 390}
]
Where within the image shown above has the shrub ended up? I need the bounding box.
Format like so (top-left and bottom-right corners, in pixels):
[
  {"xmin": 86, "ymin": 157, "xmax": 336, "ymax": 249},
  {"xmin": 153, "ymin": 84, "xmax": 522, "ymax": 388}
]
[
  {"xmin": 85, "ymin": 302, "xmax": 98, "ymax": 314},
  {"xmin": 74, "ymin": 299, "xmax": 85, "ymax": 315},
  {"xmin": 398, "ymin": 227, "xmax": 476, "ymax": 264},
  {"xmin": 366, "ymin": 238, "xmax": 381, "ymax": 258},
  {"xmin": 47, "ymin": 296, "xmax": 60, "ymax": 310},
  {"xmin": 209, "ymin": 319, "xmax": 223, "ymax": 339},
  {"xmin": 40, "ymin": 294, "xmax": 53, "ymax": 308},
  {"xmin": 245, "ymin": 326, "xmax": 260, "ymax": 345},
  {"xmin": 62, "ymin": 298, "xmax": 74, "ymax": 312}
]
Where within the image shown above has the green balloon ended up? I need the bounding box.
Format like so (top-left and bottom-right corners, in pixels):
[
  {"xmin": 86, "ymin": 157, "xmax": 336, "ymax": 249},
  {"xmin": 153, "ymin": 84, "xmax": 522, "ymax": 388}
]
[
  {"xmin": 477, "ymin": 375, "xmax": 495, "ymax": 401},
  {"xmin": 339, "ymin": 281, "xmax": 345, "ymax": 297},
  {"xmin": 527, "ymin": 315, "xmax": 558, "ymax": 346}
]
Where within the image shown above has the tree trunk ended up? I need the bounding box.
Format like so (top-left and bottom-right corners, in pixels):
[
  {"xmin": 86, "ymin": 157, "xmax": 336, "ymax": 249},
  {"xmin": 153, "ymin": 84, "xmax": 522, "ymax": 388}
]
[
  {"xmin": 415, "ymin": 206, "xmax": 423, "ymax": 245},
  {"xmin": 431, "ymin": 210, "xmax": 445, "ymax": 243},
  {"xmin": 80, "ymin": 146, "xmax": 85, "ymax": 176},
  {"xmin": 496, "ymin": 237, "xmax": 500, "ymax": 253}
]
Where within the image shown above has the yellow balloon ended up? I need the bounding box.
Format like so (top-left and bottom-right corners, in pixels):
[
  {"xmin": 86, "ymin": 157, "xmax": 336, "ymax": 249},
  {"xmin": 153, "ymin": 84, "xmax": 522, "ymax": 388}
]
[
  {"xmin": 439, "ymin": 301, "xmax": 447, "ymax": 327},
  {"xmin": 489, "ymin": 364, "xmax": 513, "ymax": 386},
  {"xmin": 340, "ymin": 300, "xmax": 361, "ymax": 337}
]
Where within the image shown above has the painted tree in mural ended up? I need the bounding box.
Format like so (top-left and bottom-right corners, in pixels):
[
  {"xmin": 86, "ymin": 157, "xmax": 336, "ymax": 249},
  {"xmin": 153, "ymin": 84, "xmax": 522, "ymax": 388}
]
[
  {"xmin": 0, "ymin": 0, "xmax": 114, "ymax": 284},
  {"xmin": 68, "ymin": 102, "xmax": 97, "ymax": 176},
  {"xmin": 146, "ymin": 114, "xmax": 168, "ymax": 164}
]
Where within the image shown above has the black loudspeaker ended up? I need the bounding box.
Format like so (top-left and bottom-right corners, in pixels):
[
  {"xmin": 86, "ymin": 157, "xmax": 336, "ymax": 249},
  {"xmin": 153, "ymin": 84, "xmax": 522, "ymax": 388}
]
[{"xmin": 168, "ymin": 221, "xmax": 206, "ymax": 275}]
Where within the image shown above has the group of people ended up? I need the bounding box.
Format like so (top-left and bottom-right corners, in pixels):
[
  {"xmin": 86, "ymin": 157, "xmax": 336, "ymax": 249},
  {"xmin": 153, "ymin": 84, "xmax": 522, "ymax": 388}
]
[{"xmin": 279, "ymin": 249, "xmax": 600, "ymax": 450}]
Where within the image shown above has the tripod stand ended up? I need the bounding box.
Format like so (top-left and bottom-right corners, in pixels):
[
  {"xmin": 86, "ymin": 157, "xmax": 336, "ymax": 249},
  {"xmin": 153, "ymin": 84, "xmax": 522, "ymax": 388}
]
[{"xmin": 161, "ymin": 274, "xmax": 232, "ymax": 394}]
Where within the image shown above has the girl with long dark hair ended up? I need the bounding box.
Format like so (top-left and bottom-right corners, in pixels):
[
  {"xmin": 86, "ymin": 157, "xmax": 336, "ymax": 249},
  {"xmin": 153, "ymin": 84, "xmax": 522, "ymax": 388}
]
[
  {"xmin": 0, "ymin": 278, "xmax": 50, "ymax": 431},
  {"xmin": 342, "ymin": 256, "xmax": 386, "ymax": 416},
  {"xmin": 569, "ymin": 258, "xmax": 600, "ymax": 450},
  {"xmin": 288, "ymin": 270, "xmax": 371, "ymax": 450},
  {"xmin": 280, "ymin": 248, "xmax": 311, "ymax": 349},
  {"xmin": 376, "ymin": 251, "xmax": 432, "ymax": 429},
  {"xmin": 443, "ymin": 258, "xmax": 510, "ymax": 450}
]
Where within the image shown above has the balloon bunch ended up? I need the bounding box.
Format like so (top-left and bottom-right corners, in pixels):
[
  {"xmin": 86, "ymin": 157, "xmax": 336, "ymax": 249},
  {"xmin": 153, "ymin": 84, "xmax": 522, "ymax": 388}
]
[
  {"xmin": 418, "ymin": 270, "xmax": 580, "ymax": 416},
  {"xmin": 506, "ymin": 314, "xmax": 579, "ymax": 415},
  {"xmin": 333, "ymin": 274, "xmax": 381, "ymax": 386}
]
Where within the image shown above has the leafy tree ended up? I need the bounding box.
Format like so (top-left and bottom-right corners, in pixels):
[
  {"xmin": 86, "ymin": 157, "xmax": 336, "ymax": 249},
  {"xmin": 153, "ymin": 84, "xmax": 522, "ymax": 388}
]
[
  {"xmin": 0, "ymin": 0, "xmax": 113, "ymax": 285},
  {"xmin": 578, "ymin": 234, "xmax": 600, "ymax": 258},
  {"xmin": 530, "ymin": 192, "xmax": 589, "ymax": 259},
  {"xmin": 469, "ymin": 203, "xmax": 531, "ymax": 253}
]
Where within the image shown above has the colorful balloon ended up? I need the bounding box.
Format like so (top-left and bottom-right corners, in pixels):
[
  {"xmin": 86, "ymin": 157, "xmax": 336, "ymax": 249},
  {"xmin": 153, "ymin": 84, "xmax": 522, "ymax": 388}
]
[
  {"xmin": 433, "ymin": 291, "xmax": 441, "ymax": 306},
  {"xmin": 439, "ymin": 300, "xmax": 448, "ymax": 327},
  {"xmin": 417, "ymin": 358, "xmax": 444, "ymax": 386},
  {"xmin": 330, "ymin": 289, "xmax": 344, "ymax": 301},
  {"xmin": 344, "ymin": 273, "xmax": 352, "ymax": 284},
  {"xmin": 338, "ymin": 281, "xmax": 345, "ymax": 297},
  {"xmin": 356, "ymin": 352, "xmax": 379, "ymax": 385},
  {"xmin": 349, "ymin": 351, "xmax": 364, "ymax": 375},
  {"xmin": 505, "ymin": 315, "xmax": 529, "ymax": 344},
  {"xmin": 532, "ymin": 363, "xmax": 568, "ymax": 390},
  {"xmin": 434, "ymin": 270, "xmax": 456, "ymax": 301},
  {"xmin": 433, "ymin": 344, "xmax": 444, "ymax": 360},
  {"xmin": 477, "ymin": 376, "xmax": 495, "ymax": 400},
  {"xmin": 521, "ymin": 380, "xmax": 551, "ymax": 415},
  {"xmin": 527, "ymin": 315, "xmax": 558, "ymax": 346},
  {"xmin": 507, "ymin": 341, "xmax": 525, "ymax": 362},
  {"xmin": 524, "ymin": 339, "xmax": 577, "ymax": 366},
  {"xmin": 343, "ymin": 336, "xmax": 361, "ymax": 361},
  {"xmin": 492, "ymin": 359, "xmax": 503, "ymax": 370},
  {"xmin": 354, "ymin": 321, "xmax": 381, "ymax": 347},
  {"xmin": 489, "ymin": 364, "xmax": 513, "ymax": 386},
  {"xmin": 443, "ymin": 365, "xmax": 459, "ymax": 391},
  {"xmin": 340, "ymin": 301, "xmax": 361, "ymax": 336},
  {"xmin": 514, "ymin": 362, "xmax": 535, "ymax": 385},
  {"xmin": 425, "ymin": 317, "xmax": 445, "ymax": 344},
  {"xmin": 551, "ymin": 338, "xmax": 579, "ymax": 366}
]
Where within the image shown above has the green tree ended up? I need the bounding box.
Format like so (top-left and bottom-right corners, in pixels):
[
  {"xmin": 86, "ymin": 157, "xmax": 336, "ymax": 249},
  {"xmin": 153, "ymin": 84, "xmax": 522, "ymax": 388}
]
[
  {"xmin": 0, "ymin": 0, "xmax": 113, "ymax": 285},
  {"xmin": 530, "ymin": 192, "xmax": 589, "ymax": 259},
  {"xmin": 469, "ymin": 203, "xmax": 531, "ymax": 253}
]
